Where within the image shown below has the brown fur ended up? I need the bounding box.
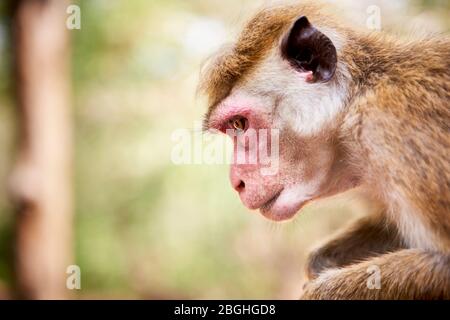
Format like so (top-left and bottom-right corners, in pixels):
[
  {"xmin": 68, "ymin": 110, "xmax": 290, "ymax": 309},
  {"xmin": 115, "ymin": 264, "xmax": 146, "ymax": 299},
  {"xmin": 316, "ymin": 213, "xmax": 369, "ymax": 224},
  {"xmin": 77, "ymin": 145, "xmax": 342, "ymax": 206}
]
[
  {"xmin": 306, "ymin": 211, "xmax": 404, "ymax": 280},
  {"xmin": 341, "ymin": 33, "xmax": 450, "ymax": 249},
  {"xmin": 200, "ymin": 2, "xmax": 343, "ymax": 119},
  {"xmin": 303, "ymin": 249, "xmax": 450, "ymax": 299},
  {"xmin": 307, "ymin": 30, "xmax": 450, "ymax": 297},
  {"xmin": 200, "ymin": 1, "xmax": 450, "ymax": 299}
]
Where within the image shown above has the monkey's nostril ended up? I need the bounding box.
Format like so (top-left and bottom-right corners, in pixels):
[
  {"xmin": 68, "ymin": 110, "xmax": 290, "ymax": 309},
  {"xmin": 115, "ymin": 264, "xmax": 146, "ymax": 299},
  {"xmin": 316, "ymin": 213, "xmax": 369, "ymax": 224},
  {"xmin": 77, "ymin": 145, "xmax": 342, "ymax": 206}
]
[{"xmin": 230, "ymin": 170, "xmax": 245, "ymax": 192}]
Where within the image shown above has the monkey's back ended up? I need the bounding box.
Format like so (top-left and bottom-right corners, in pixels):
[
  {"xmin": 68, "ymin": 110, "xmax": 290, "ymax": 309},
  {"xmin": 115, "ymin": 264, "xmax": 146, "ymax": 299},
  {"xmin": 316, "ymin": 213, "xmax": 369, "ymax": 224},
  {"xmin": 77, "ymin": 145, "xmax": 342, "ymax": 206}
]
[{"xmin": 352, "ymin": 36, "xmax": 450, "ymax": 248}]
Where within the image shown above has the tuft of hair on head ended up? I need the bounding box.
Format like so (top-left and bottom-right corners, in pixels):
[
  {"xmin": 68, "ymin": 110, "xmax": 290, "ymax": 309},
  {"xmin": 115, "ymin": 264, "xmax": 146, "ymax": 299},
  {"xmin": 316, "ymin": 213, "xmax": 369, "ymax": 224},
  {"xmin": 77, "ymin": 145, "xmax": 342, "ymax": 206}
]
[{"xmin": 198, "ymin": 1, "xmax": 343, "ymax": 118}]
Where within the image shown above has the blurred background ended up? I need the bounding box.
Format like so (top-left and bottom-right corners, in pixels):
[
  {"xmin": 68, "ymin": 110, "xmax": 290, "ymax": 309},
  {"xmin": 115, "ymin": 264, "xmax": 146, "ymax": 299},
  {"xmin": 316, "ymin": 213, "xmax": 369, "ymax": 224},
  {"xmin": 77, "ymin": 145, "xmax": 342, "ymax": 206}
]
[{"xmin": 0, "ymin": 0, "xmax": 448, "ymax": 299}]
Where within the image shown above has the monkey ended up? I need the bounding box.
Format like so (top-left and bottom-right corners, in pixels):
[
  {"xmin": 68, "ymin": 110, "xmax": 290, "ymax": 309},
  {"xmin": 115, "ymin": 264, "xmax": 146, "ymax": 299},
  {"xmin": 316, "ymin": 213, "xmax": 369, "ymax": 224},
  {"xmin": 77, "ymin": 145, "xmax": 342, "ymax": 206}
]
[{"xmin": 199, "ymin": 1, "xmax": 450, "ymax": 299}]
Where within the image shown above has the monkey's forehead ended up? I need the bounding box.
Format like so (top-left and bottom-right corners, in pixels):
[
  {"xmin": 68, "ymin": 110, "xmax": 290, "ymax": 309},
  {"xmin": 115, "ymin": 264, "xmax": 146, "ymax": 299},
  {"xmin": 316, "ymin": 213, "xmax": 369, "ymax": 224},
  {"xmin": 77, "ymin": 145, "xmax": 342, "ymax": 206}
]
[{"xmin": 199, "ymin": 2, "xmax": 333, "ymax": 123}]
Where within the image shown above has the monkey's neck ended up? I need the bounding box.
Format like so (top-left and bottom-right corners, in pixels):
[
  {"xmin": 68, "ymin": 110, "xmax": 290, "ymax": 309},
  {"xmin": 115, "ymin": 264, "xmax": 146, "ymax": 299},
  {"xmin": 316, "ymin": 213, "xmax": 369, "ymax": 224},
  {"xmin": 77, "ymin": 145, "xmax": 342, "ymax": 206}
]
[
  {"xmin": 336, "ymin": 34, "xmax": 402, "ymax": 198},
  {"xmin": 342, "ymin": 31, "xmax": 448, "ymax": 93},
  {"xmin": 339, "ymin": 33, "xmax": 450, "ymax": 245},
  {"xmin": 342, "ymin": 32, "xmax": 400, "ymax": 91}
]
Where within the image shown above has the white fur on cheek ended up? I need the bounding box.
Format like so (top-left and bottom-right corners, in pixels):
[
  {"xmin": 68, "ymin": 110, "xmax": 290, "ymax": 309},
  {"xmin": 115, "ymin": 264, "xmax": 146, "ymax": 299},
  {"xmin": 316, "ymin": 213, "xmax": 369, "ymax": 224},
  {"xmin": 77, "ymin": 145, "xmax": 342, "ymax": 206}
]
[
  {"xmin": 280, "ymin": 179, "xmax": 319, "ymax": 203},
  {"xmin": 271, "ymin": 171, "xmax": 327, "ymax": 217},
  {"xmin": 281, "ymin": 81, "xmax": 347, "ymax": 135}
]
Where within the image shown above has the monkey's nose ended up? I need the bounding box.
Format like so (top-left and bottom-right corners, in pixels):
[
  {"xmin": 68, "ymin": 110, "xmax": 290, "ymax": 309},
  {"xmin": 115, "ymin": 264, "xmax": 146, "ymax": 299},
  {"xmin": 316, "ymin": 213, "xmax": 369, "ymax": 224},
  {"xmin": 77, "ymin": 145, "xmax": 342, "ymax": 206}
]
[
  {"xmin": 230, "ymin": 170, "xmax": 245, "ymax": 192},
  {"xmin": 232, "ymin": 178, "xmax": 245, "ymax": 192},
  {"xmin": 235, "ymin": 180, "xmax": 245, "ymax": 192}
]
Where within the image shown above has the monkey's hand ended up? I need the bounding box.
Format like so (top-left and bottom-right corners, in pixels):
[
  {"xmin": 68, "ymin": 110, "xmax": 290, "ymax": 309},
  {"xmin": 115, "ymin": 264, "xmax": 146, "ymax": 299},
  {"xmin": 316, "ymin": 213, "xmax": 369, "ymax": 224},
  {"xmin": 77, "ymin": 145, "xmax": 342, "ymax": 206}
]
[{"xmin": 301, "ymin": 249, "xmax": 450, "ymax": 300}]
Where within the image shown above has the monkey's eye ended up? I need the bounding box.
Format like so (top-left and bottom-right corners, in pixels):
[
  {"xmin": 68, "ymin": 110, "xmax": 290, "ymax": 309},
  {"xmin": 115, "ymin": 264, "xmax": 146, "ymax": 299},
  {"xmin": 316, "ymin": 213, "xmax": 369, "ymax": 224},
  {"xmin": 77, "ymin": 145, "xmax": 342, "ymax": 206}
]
[{"xmin": 228, "ymin": 116, "xmax": 248, "ymax": 133}]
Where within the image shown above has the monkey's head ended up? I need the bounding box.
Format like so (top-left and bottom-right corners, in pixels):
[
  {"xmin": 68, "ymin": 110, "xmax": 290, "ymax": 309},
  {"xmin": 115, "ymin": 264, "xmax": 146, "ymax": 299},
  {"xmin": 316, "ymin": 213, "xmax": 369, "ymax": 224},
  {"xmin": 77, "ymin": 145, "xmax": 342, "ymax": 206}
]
[{"xmin": 201, "ymin": 4, "xmax": 358, "ymax": 221}]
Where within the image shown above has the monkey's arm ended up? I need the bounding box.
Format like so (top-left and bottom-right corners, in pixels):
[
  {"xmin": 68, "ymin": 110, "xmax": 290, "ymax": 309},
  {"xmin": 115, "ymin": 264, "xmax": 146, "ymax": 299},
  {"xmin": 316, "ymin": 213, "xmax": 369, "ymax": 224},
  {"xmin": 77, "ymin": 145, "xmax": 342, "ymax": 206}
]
[
  {"xmin": 301, "ymin": 249, "xmax": 450, "ymax": 299},
  {"xmin": 306, "ymin": 212, "xmax": 403, "ymax": 280}
]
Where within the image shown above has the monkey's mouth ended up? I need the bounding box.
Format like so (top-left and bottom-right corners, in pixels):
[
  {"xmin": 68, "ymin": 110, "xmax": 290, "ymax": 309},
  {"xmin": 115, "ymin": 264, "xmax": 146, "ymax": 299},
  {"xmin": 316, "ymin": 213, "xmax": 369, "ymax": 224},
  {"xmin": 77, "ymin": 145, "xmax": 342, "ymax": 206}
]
[
  {"xmin": 260, "ymin": 190, "xmax": 282, "ymax": 212},
  {"xmin": 259, "ymin": 189, "xmax": 310, "ymax": 222}
]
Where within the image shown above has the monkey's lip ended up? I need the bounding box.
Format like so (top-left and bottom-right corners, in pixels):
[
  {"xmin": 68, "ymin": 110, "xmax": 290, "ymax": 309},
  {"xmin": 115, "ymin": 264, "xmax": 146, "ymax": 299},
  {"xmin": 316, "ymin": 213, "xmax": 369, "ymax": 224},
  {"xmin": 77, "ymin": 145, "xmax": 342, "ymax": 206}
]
[
  {"xmin": 259, "ymin": 190, "xmax": 283, "ymax": 212},
  {"xmin": 259, "ymin": 190, "xmax": 308, "ymax": 222}
]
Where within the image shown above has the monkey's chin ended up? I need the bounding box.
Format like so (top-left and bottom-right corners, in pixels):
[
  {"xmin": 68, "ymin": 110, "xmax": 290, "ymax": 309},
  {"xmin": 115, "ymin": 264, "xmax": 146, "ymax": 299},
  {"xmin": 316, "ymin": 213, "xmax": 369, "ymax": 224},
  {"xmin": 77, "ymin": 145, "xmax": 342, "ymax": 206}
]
[{"xmin": 259, "ymin": 196, "xmax": 309, "ymax": 222}]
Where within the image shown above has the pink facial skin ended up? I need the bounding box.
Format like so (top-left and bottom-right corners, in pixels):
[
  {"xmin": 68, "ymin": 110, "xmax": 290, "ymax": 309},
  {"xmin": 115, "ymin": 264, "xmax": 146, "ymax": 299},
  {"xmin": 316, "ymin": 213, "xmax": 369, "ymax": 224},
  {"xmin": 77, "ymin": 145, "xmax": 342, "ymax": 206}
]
[
  {"xmin": 207, "ymin": 91, "xmax": 356, "ymax": 222},
  {"xmin": 208, "ymin": 94, "xmax": 317, "ymax": 222},
  {"xmin": 208, "ymin": 96, "xmax": 272, "ymax": 133}
]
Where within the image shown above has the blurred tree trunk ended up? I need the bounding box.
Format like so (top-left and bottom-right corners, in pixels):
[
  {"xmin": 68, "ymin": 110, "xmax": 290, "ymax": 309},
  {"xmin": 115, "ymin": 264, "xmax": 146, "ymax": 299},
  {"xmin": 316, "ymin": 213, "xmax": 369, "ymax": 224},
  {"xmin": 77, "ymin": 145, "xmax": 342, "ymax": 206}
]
[{"xmin": 10, "ymin": 0, "xmax": 73, "ymax": 299}]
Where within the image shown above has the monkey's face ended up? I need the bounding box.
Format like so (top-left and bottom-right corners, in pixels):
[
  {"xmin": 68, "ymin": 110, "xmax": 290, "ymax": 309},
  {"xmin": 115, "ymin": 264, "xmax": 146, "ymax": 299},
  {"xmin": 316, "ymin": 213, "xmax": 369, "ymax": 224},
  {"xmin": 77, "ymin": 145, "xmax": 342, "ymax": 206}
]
[
  {"xmin": 203, "ymin": 16, "xmax": 355, "ymax": 221},
  {"xmin": 208, "ymin": 85, "xmax": 348, "ymax": 221}
]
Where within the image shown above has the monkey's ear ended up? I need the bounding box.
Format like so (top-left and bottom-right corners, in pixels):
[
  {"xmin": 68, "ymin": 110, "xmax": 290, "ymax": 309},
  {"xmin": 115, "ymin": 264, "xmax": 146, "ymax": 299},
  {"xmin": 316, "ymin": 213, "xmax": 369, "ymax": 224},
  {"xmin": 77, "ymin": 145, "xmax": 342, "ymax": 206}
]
[{"xmin": 281, "ymin": 16, "xmax": 337, "ymax": 83}]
